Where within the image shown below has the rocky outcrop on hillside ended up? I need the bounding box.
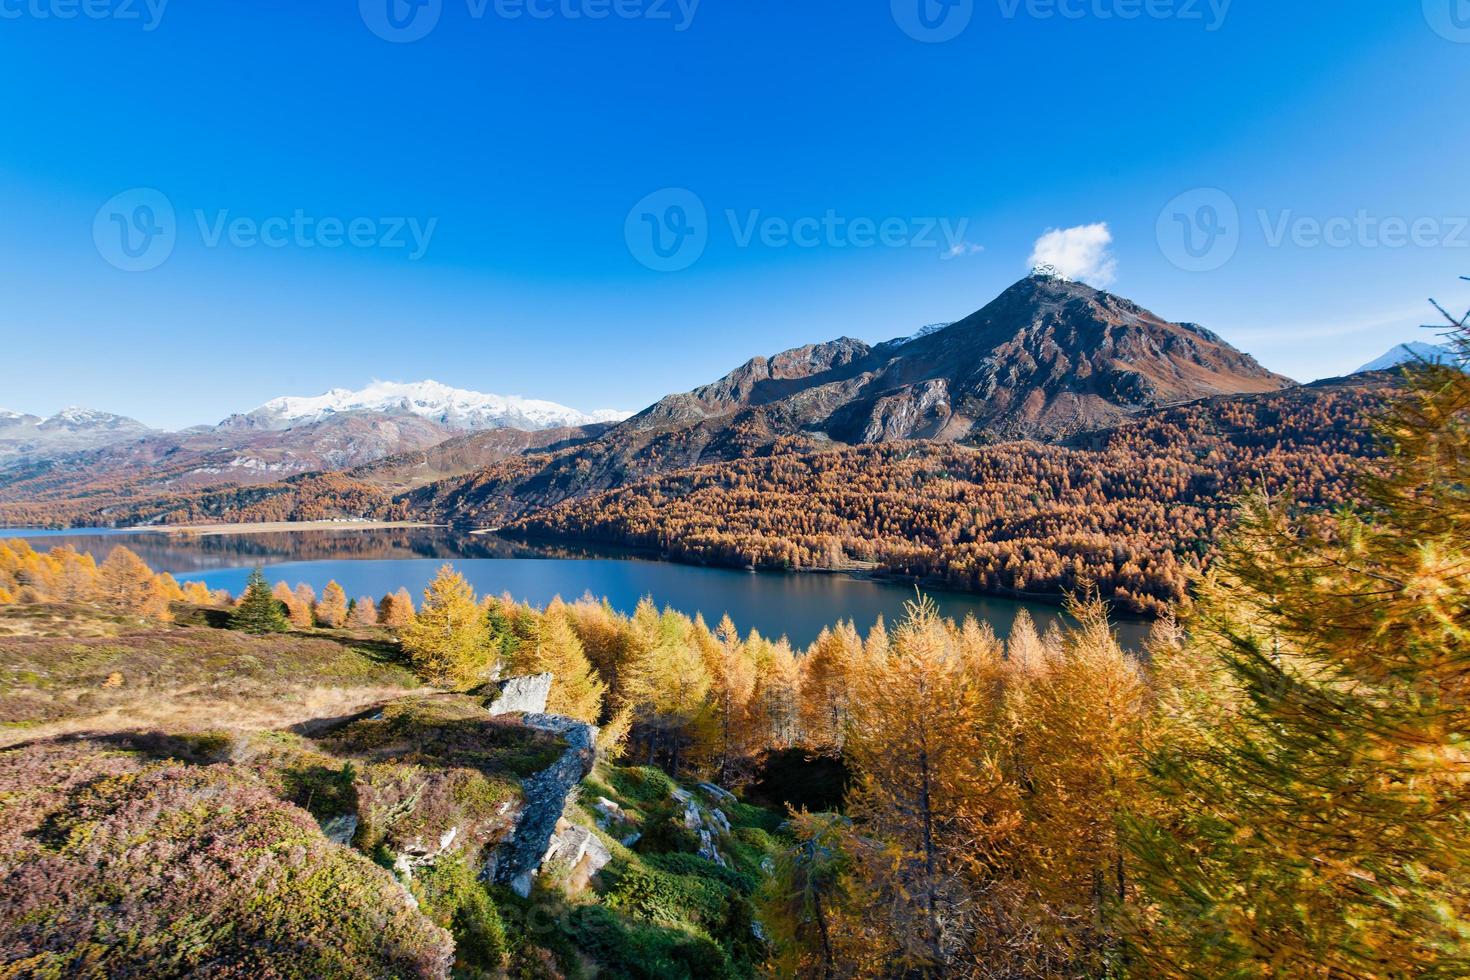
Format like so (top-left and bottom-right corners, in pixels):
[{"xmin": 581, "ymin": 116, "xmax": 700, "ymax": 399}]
[
  {"xmin": 485, "ymin": 672, "xmax": 554, "ymax": 716},
  {"xmin": 489, "ymin": 711, "xmax": 600, "ymax": 897}
]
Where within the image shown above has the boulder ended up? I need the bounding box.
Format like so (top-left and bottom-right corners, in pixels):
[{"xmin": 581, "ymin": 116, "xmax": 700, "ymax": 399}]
[
  {"xmin": 485, "ymin": 673, "xmax": 553, "ymax": 716},
  {"xmin": 392, "ymin": 825, "xmax": 464, "ymax": 885},
  {"xmin": 320, "ymin": 813, "xmax": 359, "ymax": 847},
  {"xmin": 698, "ymin": 781, "xmax": 737, "ymax": 804},
  {"xmin": 697, "ymin": 828, "xmax": 727, "ymax": 867},
  {"xmin": 542, "ymin": 819, "xmax": 612, "ymax": 893},
  {"xmin": 593, "ymin": 796, "xmax": 624, "ymax": 823}
]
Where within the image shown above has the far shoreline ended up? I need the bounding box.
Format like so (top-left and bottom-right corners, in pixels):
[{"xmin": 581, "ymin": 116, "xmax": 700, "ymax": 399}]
[{"xmin": 128, "ymin": 520, "xmax": 445, "ymax": 537}]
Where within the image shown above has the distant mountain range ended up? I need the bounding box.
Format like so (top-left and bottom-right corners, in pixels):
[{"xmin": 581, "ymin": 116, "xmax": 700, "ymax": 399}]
[
  {"xmin": 0, "ymin": 408, "xmax": 154, "ymax": 464},
  {"xmin": 220, "ymin": 380, "xmax": 629, "ymax": 433},
  {"xmin": 0, "ymin": 275, "xmax": 1385, "ymax": 532},
  {"xmin": 0, "ymin": 384, "xmax": 630, "ymax": 493}
]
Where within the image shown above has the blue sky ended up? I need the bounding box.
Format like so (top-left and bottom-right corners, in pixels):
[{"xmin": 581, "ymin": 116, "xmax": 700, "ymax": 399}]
[{"xmin": 2, "ymin": 0, "xmax": 1467, "ymax": 429}]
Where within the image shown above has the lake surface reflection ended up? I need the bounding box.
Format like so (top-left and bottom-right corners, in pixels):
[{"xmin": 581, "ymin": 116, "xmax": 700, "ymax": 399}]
[{"xmin": 1, "ymin": 526, "xmax": 1149, "ymax": 650}]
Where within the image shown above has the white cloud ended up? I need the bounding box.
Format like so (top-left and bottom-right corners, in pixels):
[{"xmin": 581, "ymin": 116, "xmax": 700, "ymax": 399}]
[
  {"xmin": 1027, "ymin": 222, "xmax": 1117, "ymax": 287},
  {"xmin": 942, "ymin": 241, "xmax": 985, "ymax": 260}
]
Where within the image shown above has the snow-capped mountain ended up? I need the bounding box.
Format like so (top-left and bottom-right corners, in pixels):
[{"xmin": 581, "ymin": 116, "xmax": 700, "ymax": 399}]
[
  {"xmin": 1356, "ymin": 342, "xmax": 1457, "ymax": 374},
  {"xmin": 0, "ymin": 407, "xmax": 153, "ymax": 466},
  {"xmin": 39, "ymin": 407, "xmax": 148, "ymax": 433},
  {"xmin": 220, "ymin": 380, "xmax": 630, "ymax": 433},
  {"xmin": 881, "ymin": 322, "xmax": 956, "ymax": 348}
]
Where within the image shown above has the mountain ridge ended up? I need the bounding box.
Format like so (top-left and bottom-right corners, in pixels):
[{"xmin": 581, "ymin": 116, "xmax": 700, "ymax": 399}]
[
  {"xmin": 0, "ymin": 275, "xmax": 1305, "ymax": 528},
  {"xmin": 399, "ymin": 275, "xmax": 1295, "ymax": 525},
  {"xmin": 221, "ymin": 379, "xmax": 630, "ymax": 432}
]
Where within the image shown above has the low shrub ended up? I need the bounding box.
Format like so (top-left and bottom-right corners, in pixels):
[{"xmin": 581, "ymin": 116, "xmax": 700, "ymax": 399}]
[
  {"xmin": 597, "ymin": 859, "xmax": 734, "ymax": 932},
  {"xmin": 0, "ymin": 740, "xmax": 453, "ymax": 978},
  {"xmin": 566, "ymin": 905, "xmax": 734, "ymax": 980},
  {"xmin": 414, "ymin": 854, "xmax": 509, "ymax": 973},
  {"xmin": 644, "ymin": 852, "xmax": 760, "ymax": 895}
]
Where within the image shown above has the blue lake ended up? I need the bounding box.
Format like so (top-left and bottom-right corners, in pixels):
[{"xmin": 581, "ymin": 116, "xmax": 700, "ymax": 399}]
[{"xmin": 1, "ymin": 526, "xmax": 1150, "ymax": 650}]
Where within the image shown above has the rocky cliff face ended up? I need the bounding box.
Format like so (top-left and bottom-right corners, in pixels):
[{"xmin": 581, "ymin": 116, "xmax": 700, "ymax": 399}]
[{"xmin": 312, "ymin": 685, "xmax": 604, "ymax": 903}]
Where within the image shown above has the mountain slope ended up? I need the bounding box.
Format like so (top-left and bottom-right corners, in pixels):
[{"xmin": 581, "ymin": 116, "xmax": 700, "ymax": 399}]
[
  {"xmin": 409, "ymin": 275, "xmax": 1293, "ymax": 525},
  {"xmin": 508, "ymin": 374, "xmax": 1388, "ymax": 614}
]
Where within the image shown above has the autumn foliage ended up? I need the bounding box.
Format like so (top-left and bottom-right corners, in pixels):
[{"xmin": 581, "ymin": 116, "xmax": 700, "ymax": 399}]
[
  {"xmin": 0, "ymin": 540, "xmax": 212, "ymax": 621},
  {"xmin": 513, "ymin": 380, "xmax": 1385, "ymax": 614}
]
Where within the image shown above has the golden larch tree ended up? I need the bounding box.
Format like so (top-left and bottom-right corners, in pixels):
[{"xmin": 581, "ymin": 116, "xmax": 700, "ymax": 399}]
[
  {"xmin": 400, "ymin": 565, "xmax": 491, "ymax": 688},
  {"xmin": 315, "ymin": 580, "xmax": 348, "ymax": 628}
]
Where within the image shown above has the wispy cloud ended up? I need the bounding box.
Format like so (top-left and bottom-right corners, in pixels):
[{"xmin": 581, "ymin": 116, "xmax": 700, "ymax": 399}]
[
  {"xmin": 1028, "ymin": 222, "xmax": 1116, "ymax": 287},
  {"xmin": 1226, "ymin": 304, "xmax": 1441, "ymax": 343},
  {"xmin": 943, "ymin": 241, "xmax": 985, "ymax": 260}
]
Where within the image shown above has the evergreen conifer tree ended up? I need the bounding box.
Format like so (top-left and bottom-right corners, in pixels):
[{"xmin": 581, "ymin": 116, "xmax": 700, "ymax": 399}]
[{"xmin": 230, "ymin": 568, "xmax": 289, "ymax": 633}]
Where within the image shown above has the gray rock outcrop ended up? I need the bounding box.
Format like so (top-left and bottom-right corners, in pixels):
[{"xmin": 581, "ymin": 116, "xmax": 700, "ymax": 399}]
[
  {"xmin": 489, "ymin": 712, "xmax": 598, "ymax": 897},
  {"xmin": 319, "ymin": 813, "xmax": 359, "ymax": 847},
  {"xmin": 485, "ymin": 673, "xmax": 553, "ymax": 716},
  {"xmin": 542, "ymin": 819, "xmax": 612, "ymax": 893}
]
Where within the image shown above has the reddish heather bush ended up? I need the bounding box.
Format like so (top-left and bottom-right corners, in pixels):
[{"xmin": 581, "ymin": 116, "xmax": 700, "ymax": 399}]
[{"xmin": 0, "ymin": 740, "xmax": 455, "ymax": 978}]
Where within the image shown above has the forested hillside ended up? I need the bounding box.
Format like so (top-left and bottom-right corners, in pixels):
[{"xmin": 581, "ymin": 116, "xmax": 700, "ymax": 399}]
[
  {"xmin": 0, "ymin": 377, "xmax": 1391, "ymax": 615},
  {"xmin": 510, "ymin": 377, "xmax": 1386, "ymax": 614}
]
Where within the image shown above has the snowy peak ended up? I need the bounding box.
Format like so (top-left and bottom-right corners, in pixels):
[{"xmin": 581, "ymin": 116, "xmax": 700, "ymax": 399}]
[
  {"xmin": 222, "ymin": 380, "xmax": 631, "ymax": 433},
  {"xmin": 38, "ymin": 407, "xmax": 146, "ymax": 432},
  {"xmin": 0, "ymin": 408, "xmax": 152, "ymax": 464},
  {"xmin": 881, "ymin": 322, "xmax": 956, "ymax": 347},
  {"xmin": 1356, "ymin": 342, "xmax": 1457, "ymax": 374}
]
